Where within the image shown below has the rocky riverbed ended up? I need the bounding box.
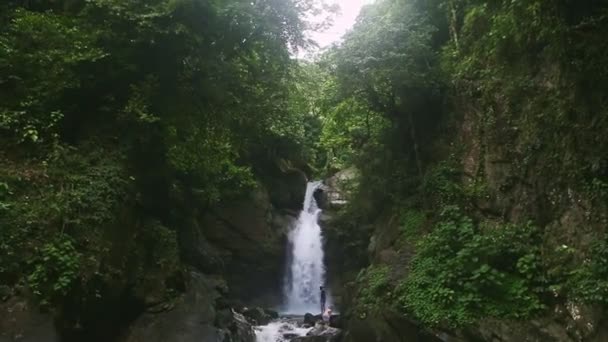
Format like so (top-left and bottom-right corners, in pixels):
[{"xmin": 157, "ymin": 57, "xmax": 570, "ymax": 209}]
[{"xmin": 254, "ymin": 314, "xmax": 342, "ymax": 342}]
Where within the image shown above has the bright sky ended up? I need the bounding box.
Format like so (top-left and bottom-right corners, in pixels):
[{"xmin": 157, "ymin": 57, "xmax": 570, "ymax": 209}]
[{"xmin": 309, "ymin": 0, "xmax": 374, "ymax": 49}]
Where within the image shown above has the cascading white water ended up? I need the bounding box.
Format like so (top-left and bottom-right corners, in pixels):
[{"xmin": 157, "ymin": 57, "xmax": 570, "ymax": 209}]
[
  {"xmin": 283, "ymin": 181, "xmax": 329, "ymax": 314},
  {"xmin": 254, "ymin": 320, "xmax": 311, "ymax": 342}
]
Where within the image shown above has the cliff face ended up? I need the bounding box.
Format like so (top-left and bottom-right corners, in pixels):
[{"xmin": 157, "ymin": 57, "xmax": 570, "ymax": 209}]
[
  {"xmin": 330, "ymin": 8, "xmax": 608, "ymax": 340},
  {"xmin": 443, "ymin": 95, "xmax": 608, "ymax": 340}
]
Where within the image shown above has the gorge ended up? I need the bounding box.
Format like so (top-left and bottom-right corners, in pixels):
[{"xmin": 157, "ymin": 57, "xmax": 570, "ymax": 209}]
[{"xmin": 2, "ymin": 1, "xmax": 608, "ymax": 342}]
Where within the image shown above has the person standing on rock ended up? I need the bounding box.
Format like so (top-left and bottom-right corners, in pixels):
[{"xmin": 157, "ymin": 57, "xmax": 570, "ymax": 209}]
[
  {"xmin": 323, "ymin": 308, "xmax": 332, "ymax": 323},
  {"xmin": 320, "ymin": 286, "xmax": 326, "ymax": 314}
]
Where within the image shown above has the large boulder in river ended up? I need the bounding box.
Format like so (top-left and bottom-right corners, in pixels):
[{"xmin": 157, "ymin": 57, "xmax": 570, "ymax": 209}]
[
  {"xmin": 121, "ymin": 271, "xmax": 254, "ymax": 342},
  {"xmin": 292, "ymin": 323, "xmax": 342, "ymax": 342},
  {"xmin": 303, "ymin": 313, "xmax": 322, "ymax": 326},
  {"xmin": 242, "ymin": 307, "xmax": 272, "ymax": 325},
  {"xmin": 264, "ymin": 308, "xmax": 279, "ymax": 319}
]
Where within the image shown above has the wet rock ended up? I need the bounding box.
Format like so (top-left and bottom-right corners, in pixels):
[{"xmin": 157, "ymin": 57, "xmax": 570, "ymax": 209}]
[
  {"xmin": 121, "ymin": 271, "xmax": 254, "ymax": 342},
  {"xmin": 303, "ymin": 313, "xmax": 322, "ymax": 326},
  {"xmin": 292, "ymin": 323, "xmax": 342, "ymax": 342},
  {"xmin": 329, "ymin": 315, "xmax": 342, "ymax": 329},
  {"xmin": 226, "ymin": 311, "xmax": 256, "ymax": 342},
  {"xmin": 242, "ymin": 307, "xmax": 272, "ymax": 325},
  {"xmin": 264, "ymin": 308, "xmax": 280, "ymax": 320},
  {"xmin": 303, "ymin": 313, "xmax": 315, "ymax": 325},
  {"xmin": 292, "ymin": 337, "xmax": 333, "ymax": 342},
  {"xmin": 308, "ymin": 324, "xmax": 340, "ymax": 336}
]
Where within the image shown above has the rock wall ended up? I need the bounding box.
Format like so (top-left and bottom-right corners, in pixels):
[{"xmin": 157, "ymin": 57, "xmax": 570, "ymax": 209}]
[
  {"xmin": 199, "ymin": 186, "xmax": 297, "ymax": 303},
  {"xmin": 443, "ymin": 96, "xmax": 608, "ymax": 341}
]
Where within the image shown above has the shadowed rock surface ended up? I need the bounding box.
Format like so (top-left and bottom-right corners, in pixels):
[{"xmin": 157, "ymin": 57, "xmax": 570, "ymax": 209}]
[{"xmin": 120, "ymin": 272, "xmax": 254, "ymax": 342}]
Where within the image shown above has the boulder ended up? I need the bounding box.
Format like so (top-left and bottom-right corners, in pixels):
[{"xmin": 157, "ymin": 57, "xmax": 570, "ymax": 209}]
[
  {"xmin": 264, "ymin": 308, "xmax": 280, "ymax": 320},
  {"xmin": 242, "ymin": 307, "xmax": 272, "ymax": 325},
  {"xmin": 224, "ymin": 311, "xmax": 256, "ymax": 342},
  {"xmin": 121, "ymin": 271, "xmax": 254, "ymax": 342},
  {"xmin": 292, "ymin": 337, "xmax": 334, "ymax": 342},
  {"xmin": 329, "ymin": 314, "xmax": 343, "ymax": 329},
  {"xmin": 292, "ymin": 323, "xmax": 342, "ymax": 342},
  {"xmin": 303, "ymin": 313, "xmax": 322, "ymax": 326}
]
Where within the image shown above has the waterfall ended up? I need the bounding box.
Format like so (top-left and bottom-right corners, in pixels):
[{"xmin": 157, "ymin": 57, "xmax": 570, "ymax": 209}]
[{"xmin": 283, "ymin": 181, "xmax": 329, "ymax": 314}]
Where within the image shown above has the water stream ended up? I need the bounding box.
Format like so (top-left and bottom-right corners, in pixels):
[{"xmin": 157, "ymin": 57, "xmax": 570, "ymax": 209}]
[
  {"xmin": 255, "ymin": 181, "xmax": 330, "ymax": 341},
  {"xmin": 284, "ymin": 181, "xmax": 329, "ymax": 314},
  {"xmin": 254, "ymin": 319, "xmax": 311, "ymax": 342}
]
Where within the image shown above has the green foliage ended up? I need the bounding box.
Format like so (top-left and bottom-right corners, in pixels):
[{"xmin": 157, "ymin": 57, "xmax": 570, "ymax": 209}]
[
  {"xmin": 324, "ymin": 205, "xmax": 373, "ymax": 275},
  {"xmin": 0, "ymin": 9, "xmax": 104, "ymax": 146},
  {"xmin": 131, "ymin": 220, "xmax": 182, "ymax": 300},
  {"xmin": 442, "ymin": 0, "xmax": 608, "ymax": 188},
  {"xmin": 565, "ymin": 236, "xmax": 608, "ymax": 304},
  {"xmin": 27, "ymin": 236, "xmax": 81, "ymax": 306},
  {"xmin": 282, "ymin": 62, "xmax": 331, "ymax": 170},
  {"xmin": 0, "ymin": 0, "xmax": 332, "ymax": 319},
  {"xmin": 0, "ymin": 147, "xmax": 129, "ymax": 294},
  {"xmin": 141, "ymin": 221, "xmax": 179, "ymax": 272},
  {"xmin": 399, "ymin": 207, "xmax": 545, "ymax": 327},
  {"xmin": 354, "ymin": 265, "xmax": 392, "ymax": 314},
  {"xmin": 166, "ymin": 126, "xmax": 255, "ymax": 204},
  {"xmin": 0, "ymin": 181, "xmax": 11, "ymax": 212},
  {"xmin": 423, "ymin": 160, "xmax": 488, "ymax": 208},
  {"xmin": 320, "ymin": 97, "xmax": 388, "ymax": 171},
  {"xmin": 316, "ymin": 0, "xmax": 608, "ymax": 332},
  {"xmin": 314, "ymin": 0, "xmax": 444, "ymax": 205},
  {"xmin": 397, "ymin": 209, "xmax": 426, "ymax": 241},
  {"xmin": 51, "ymin": 150, "xmax": 130, "ymax": 229},
  {"xmin": 584, "ymin": 178, "xmax": 608, "ymax": 202}
]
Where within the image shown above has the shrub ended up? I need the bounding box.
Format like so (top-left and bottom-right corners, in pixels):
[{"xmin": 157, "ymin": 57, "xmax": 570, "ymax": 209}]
[
  {"xmin": 27, "ymin": 237, "xmax": 81, "ymax": 306},
  {"xmin": 398, "ymin": 206, "xmax": 545, "ymax": 327},
  {"xmin": 355, "ymin": 265, "xmax": 392, "ymax": 314}
]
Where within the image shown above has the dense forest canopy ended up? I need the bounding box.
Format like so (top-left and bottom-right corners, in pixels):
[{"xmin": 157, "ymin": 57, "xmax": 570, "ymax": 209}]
[{"xmin": 2, "ymin": 0, "xmax": 608, "ymax": 341}]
